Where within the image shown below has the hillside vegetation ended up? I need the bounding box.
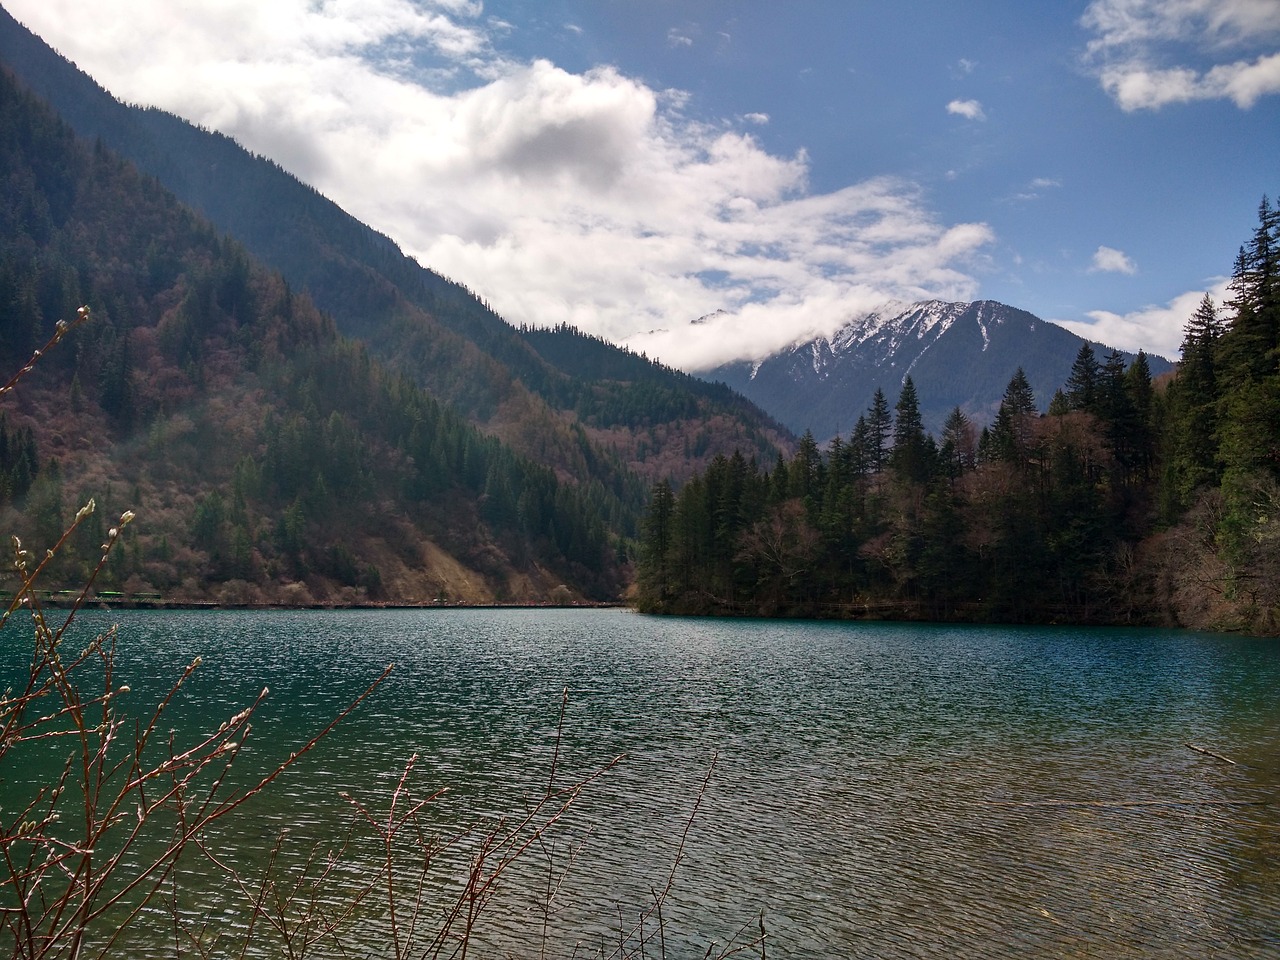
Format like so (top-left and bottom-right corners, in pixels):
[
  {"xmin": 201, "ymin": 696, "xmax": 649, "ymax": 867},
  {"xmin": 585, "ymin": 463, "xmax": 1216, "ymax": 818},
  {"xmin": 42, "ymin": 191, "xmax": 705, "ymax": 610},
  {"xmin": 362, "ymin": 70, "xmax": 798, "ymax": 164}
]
[
  {"xmin": 0, "ymin": 5, "xmax": 791, "ymax": 497},
  {"xmin": 0, "ymin": 66, "xmax": 625, "ymax": 604}
]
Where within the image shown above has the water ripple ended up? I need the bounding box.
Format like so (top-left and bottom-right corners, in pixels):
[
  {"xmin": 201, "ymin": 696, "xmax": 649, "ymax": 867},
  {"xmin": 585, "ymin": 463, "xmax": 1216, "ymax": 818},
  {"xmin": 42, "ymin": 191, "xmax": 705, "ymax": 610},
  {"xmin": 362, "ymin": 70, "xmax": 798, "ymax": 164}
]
[{"xmin": 4, "ymin": 609, "xmax": 1279, "ymax": 958}]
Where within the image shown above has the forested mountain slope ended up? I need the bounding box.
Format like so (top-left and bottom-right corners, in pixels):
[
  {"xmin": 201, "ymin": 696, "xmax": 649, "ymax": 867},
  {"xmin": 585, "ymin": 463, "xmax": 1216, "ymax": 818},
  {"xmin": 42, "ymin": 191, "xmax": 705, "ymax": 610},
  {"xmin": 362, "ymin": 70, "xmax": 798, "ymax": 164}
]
[
  {"xmin": 0, "ymin": 64, "xmax": 628, "ymax": 604},
  {"xmin": 0, "ymin": 5, "xmax": 791, "ymax": 494}
]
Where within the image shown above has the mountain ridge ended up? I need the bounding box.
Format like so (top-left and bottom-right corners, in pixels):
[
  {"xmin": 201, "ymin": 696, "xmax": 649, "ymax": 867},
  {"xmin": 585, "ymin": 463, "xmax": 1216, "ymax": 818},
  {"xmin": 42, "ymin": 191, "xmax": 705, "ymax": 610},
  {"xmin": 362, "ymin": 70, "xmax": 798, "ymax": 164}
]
[
  {"xmin": 0, "ymin": 4, "xmax": 792, "ymax": 494},
  {"xmin": 0, "ymin": 62, "xmax": 633, "ymax": 602},
  {"xmin": 704, "ymin": 299, "xmax": 1172, "ymax": 439}
]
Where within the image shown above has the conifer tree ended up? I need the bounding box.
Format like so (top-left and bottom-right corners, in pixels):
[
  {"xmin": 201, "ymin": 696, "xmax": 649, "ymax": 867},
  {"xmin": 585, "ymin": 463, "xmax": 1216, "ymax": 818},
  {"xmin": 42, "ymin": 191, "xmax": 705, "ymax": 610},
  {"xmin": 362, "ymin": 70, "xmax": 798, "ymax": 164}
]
[
  {"xmin": 1221, "ymin": 196, "xmax": 1280, "ymax": 385},
  {"xmin": 768, "ymin": 452, "xmax": 790, "ymax": 503},
  {"xmin": 939, "ymin": 407, "xmax": 975, "ymax": 479},
  {"xmin": 866, "ymin": 388, "xmax": 891, "ymax": 475},
  {"xmin": 1124, "ymin": 351, "xmax": 1156, "ymax": 482},
  {"xmin": 890, "ymin": 376, "xmax": 930, "ymax": 484},
  {"xmin": 989, "ymin": 368, "xmax": 1037, "ymax": 465},
  {"xmin": 1065, "ymin": 343, "xmax": 1100, "ymax": 413},
  {"xmin": 789, "ymin": 430, "xmax": 822, "ymax": 501},
  {"xmin": 1003, "ymin": 367, "xmax": 1037, "ymax": 417},
  {"xmin": 1099, "ymin": 350, "xmax": 1138, "ymax": 481},
  {"xmin": 850, "ymin": 415, "xmax": 871, "ymax": 478},
  {"xmin": 1163, "ymin": 295, "xmax": 1228, "ymax": 515}
]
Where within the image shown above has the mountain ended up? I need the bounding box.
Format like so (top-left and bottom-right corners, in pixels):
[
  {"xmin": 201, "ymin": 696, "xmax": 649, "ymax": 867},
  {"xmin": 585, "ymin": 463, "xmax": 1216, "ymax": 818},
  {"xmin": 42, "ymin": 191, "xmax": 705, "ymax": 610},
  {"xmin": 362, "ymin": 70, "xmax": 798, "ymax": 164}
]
[
  {"xmin": 0, "ymin": 62, "xmax": 655, "ymax": 604},
  {"xmin": 0, "ymin": 4, "xmax": 791, "ymax": 494},
  {"xmin": 703, "ymin": 300, "xmax": 1173, "ymax": 440}
]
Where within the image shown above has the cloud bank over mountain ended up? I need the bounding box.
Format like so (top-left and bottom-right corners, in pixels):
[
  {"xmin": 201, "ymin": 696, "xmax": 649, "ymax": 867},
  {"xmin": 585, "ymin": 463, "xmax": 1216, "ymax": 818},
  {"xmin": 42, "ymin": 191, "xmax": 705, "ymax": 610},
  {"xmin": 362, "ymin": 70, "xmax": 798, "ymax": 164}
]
[
  {"xmin": 11, "ymin": 1, "xmax": 1003, "ymax": 369},
  {"xmin": 7, "ymin": 0, "xmax": 1276, "ymax": 368}
]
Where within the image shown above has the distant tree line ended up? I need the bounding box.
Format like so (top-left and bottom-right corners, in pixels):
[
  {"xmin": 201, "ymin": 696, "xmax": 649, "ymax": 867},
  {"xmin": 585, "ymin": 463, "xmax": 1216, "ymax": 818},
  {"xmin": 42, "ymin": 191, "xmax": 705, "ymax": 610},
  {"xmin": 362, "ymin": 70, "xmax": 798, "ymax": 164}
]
[{"xmin": 636, "ymin": 198, "xmax": 1280, "ymax": 633}]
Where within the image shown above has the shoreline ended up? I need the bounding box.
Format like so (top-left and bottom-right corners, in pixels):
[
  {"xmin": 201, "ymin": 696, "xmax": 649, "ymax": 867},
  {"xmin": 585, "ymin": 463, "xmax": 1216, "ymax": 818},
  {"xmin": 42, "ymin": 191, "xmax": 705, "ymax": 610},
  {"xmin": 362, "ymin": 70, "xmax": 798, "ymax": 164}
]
[{"xmin": 35, "ymin": 596, "xmax": 629, "ymax": 612}]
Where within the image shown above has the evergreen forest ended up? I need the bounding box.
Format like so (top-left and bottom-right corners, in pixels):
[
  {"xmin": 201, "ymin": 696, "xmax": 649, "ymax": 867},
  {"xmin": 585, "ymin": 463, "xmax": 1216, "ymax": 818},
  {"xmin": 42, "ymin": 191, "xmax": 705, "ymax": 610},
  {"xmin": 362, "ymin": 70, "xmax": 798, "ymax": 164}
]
[{"xmin": 636, "ymin": 198, "xmax": 1280, "ymax": 634}]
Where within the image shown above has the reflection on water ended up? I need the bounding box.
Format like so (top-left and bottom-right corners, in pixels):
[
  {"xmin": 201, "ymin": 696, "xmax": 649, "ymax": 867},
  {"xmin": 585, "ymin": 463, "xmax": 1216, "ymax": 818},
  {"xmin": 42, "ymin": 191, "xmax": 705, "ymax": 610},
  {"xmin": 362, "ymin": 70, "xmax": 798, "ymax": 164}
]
[{"xmin": 3, "ymin": 609, "xmax": 1279, "ymax": 958}]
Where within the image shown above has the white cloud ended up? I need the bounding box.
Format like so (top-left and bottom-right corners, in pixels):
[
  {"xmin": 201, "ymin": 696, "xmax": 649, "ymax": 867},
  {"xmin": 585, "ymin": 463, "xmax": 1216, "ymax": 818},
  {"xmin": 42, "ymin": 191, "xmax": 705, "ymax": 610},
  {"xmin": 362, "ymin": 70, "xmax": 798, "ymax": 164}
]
[
  {"xmin": 6, "ymin": 0, "xmax": 995, "ymax": 370},
  {"xmin": 667, "ymin": 28, "xmax": 694, "ymax": 48},
  {"xmin": 1098, "ymin": 50, "xmax": 1280, "ymax": 108},
  {"xmin": 742, "ymin": 112, "xmax": 770, "ymax": 125},
  {"xmin": 1090, "ymin": 245, "xmax": 1138, "ymax": 274},
  {"xmin": 1008, "ymin": 177, "xmax": 1063, "ymax": 202},
  {"xmin": 946, "ymin": 98, "xmax": 987, "ymax": 120},
  {"xmin": 1055, "ymin": 278, "xmax": 1230, "ymax": 359},
  {"xmin": 1082, "ymin": 0, "xmax": 1280, "ymax": 109},
  {"xmin": 1082, "ymin": 0, "xmax": 1279, "ymax": 50}
]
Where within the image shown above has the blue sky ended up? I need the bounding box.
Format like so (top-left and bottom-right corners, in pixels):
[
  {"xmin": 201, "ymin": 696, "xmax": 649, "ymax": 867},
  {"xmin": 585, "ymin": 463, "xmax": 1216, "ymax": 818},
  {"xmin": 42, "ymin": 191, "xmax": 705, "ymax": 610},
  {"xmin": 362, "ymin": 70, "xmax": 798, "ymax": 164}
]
[{"xmin": 6, "ymin": 0, "xmax": 1279, "ymax": 366}]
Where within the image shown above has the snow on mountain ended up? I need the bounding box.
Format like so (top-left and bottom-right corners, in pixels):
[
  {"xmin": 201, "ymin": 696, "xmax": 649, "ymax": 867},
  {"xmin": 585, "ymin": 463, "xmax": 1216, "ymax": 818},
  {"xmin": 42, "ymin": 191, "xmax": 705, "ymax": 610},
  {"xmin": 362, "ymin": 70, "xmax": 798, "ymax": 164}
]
[
  {"xmin": 701, "ymin": 299, "xmax": 1172, "ymax": 441},
  {"xmin": 692, "ymin": 309, "xmax": 729, "ymax": 326}
]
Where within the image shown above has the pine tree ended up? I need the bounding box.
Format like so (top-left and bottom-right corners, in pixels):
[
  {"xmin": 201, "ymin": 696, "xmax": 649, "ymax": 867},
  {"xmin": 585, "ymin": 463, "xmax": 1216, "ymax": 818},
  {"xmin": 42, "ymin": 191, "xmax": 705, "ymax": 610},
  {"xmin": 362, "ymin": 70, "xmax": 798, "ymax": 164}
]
[
  {"xmin": 1124, "ymin": 351, "xmax": 1155, "ymax": 483},
  {"xmin": 768, "ymin": 452, "xmax": 789, "ymax": 503},
  {"xmin": 989, "ymin": 368, "xmax": 1037, "ymax": 465},
  {"xmin": 789, "ymin": 430, "xmax": 821, "ymax": 501},
  {"xmin": 1221, "ymin": 196, "xmax": 1280, "ymax": 385},
  {"xmin": 1003, "ymin": 367, "xmax": 1037, "ymax": 417},
  {"xmin": 1099, "ymin": 350, "xmax": 1138, "ymax": 482},
  {"xmin": 1065, "ymin": 343, "xmax": 1100, "ymax": 413},
  {"xmin": 1182, "ymin": 293, "xmax": 1224, "ymax": 385},
  {"xmin": 849, "ymin": 415, "xmax": 871, "ymax": 478},
  {"xmin": 890, "ymin": 376, "xmax": 930, "ymax": 484},
  {"xmin": 1162, "ymin": 295, "xmax": 1226, "ymax": 516},
  {"xmin": 939, "ymin": 407, "xmax": 975, "ymax": 480},
  {"xmin": 866, "ymin": 388, "xmax": 891, "ymax": 475}
]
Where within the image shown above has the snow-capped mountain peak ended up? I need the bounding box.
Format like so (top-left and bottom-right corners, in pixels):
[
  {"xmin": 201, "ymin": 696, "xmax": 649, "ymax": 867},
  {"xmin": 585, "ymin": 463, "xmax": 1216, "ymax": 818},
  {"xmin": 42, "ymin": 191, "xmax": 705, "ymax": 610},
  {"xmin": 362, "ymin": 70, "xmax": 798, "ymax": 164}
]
[{"xmin": 703, "ymin": 299, "xmax": 1171, "ymax": 440}]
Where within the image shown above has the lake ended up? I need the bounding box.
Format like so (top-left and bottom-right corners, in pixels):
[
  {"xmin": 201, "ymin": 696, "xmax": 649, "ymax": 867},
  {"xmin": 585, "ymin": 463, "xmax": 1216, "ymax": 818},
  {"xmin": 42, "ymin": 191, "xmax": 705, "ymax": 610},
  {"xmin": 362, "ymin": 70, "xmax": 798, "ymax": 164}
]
[{"xmin": 3, "ymin": 608, "xmax": 1279, "ymax": 958}]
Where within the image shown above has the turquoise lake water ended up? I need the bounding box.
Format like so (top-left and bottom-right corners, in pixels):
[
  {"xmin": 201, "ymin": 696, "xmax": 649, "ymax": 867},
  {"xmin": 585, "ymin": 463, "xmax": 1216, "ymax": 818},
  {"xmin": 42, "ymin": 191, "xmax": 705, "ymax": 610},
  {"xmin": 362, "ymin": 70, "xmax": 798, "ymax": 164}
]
[{"xmin": 3, "ymin": 608, "xmax": 1279, "ymax": 958}]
